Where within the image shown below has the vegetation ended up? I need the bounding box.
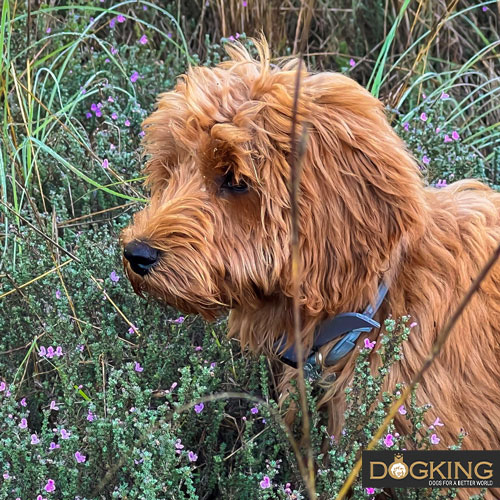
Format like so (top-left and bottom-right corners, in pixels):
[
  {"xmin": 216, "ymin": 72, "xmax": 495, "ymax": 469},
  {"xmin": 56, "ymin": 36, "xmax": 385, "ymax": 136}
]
[{"xmin": 0, "ymin": 1, "xmax": 498, "ymax": 498}]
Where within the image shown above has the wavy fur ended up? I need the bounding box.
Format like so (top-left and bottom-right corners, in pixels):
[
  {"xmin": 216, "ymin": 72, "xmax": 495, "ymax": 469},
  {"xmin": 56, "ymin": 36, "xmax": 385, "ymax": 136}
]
[{"xmin": 122, "ymin": 40, "xmax": 500, "ymax": 499}]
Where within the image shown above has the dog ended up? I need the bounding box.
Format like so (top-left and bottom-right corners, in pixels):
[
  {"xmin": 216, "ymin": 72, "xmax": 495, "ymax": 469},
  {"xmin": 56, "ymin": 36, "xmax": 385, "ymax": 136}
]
[{"xmin": 122, "ymin": 40, "xmax": 500, "ymax": 498}]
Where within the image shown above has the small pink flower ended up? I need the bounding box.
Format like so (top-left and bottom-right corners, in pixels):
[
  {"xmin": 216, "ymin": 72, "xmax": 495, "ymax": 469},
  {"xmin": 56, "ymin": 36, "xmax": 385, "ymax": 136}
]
[
  {"xmin": 250, "ymin": 406, "xmax": 259, "ymax": 414},
  {"xmin": 194, "ymin": 346, "xmax": 202, "ymax": 351},
  {"xmin": 410, "ymin": 322, "xmax": 417, "ymax": 328},
  {"xmin": 436, "ymin": 179, "xmax": 447, "ymax": 188},
  {"xmin": 134, "ymin": 362, "xmax": 143, "ymax": 372},
  {"xmin": 430, "ymin": 433, "xmax": 440, "ymax": 445},
  {"xmin": 39, "ymin": 346, "xmax": 47, "ymax": 357},
  {"xmin": 111, "ymin": 46, "xmax": 118, "ymax": 55},
  {"xmin": 49, "ymin": 442, "xmax": 60, "ymax": 450},
  {"xmin": 124, "ymin": 119, "xmax": 131, "ymax": 127},
  {"xmin": 482, "ymin": 6, "xmax": 487, "ymax": 11},
  {"xmin": 0, "ymin": 381, "xmax": 5, "ymax": 391},
  {"xmin": 398, "ymin": 405, "xmax": 407, "ymax": 415},
  {"xmin": 128, "ymin": 325, "xmax": 137, "ymax": 334},
  {"xmin": 173, "ymin": 316, "xmax": 185, "ymax": 324},
  {"xmin": 422, "ymin": 155, "xmax": 430, "ymax": 165},
  {"xmin": 109, "ymin": 18, "xmax": 116, "ymax": 28},
  {"xmin": 139, "ymin": 131, "xmax": 146, "ymax": 137},
  {"xmin": 60, "ymin": 428, "xmax": 70, "ymax": 439},
  {"xmin": 366, "ymin": 487, "xmax": 375, "ymax": 495},
  {"xmin": 130, "ymin": 71, "xmax": 139, "ymax": 83},
  {"xmin": 46, "ymin": 27, "xmax": 51, "ymax": 34},
  {"xmin": 451, "ymin": 130, "xmax": 460, "ymax": 141},
  {"xmin": 44, "ymin": 479, "xmax": 55, "ymax": 492},
  {"xmin": 364, "ymin": 338, "xmax": 376, "ymax": 350},
  {"xmin": 242, "ymin": 0, "xmax": 247, "ymax": 6},
  {"xmin": 116, "ymin": 14, "xmax": 126, "ymax": 23},
  {"xmin": 444, "ymin": 134, "xmax": 452, "ymax": 143},
  {"xmin": 171, "ymin": 382, "xmax": 178, "ymax": 390},
  {"xmin": 111, "ymin": 112, "xmax": 118, "ymax": 120},
  {"xmin": 440, "ymin": 92, "xmax": 449, "ymax": 100},
  {"xmin": 420, "ymin": 112, "xmax": 428, "ymax": 121},
  {"xmin": 50, "ymin": 400, "xmax": 59, "ymax": 411},
  {"xmin": 383, "ymin": 434, "xmax": 394, "ymax": 447},
  {"xmin": 403, "ymin": 122, "xmax": 409, "ymax": 131},
  {"xmin": 19, "ymin": 418, "xmax": 28, "ymax": 429},
  {"xmin": 87, "ymin": 410, "xmax": 95, "ymax": 422},
  {"xmin": 47, "ymin": 346, "xmax": 55, "ymax": 358},
  {"xmin": 31, "ymin": 433, "xmax": 40, "ymax": 444},
  {"xmin": 188, "ymin": 450, "xmax": 198, "ymax": 462},
  {"xmin": 260, "ymin": 476, "xmax": 271, "ymax": 489},
  {"xmin": 349, "ymin": 58, "xmax": 356, "ymax": 68},
  {"xmin": 435, "ymin": 127, "xmax": 440, "ymax": 133},
  {"xmin": 107, "ymin": 96, "xmax": 114, "ymax": 103},
  {"xmin": 55, "ymin": 346, "xmax": 63, "ymax": 356},
  {"xmin": 431, "ymin": 417, "xmax": 444, "ymax": 428},
  {"xmin": 139, "ymin": 35, "xmax": 148, "ymax": 45},
  {"xmin": 175, "ymin": 439, "xmax": 184, "ymax": 450},
  {"xmin": 3, "ymin": 472, "xmax": 10, "ymax": 479},
  {"xmin": 110, "ymin": 270, "xmax": 120, "ymax": 282},
  {"xmin": 20, "ymin": 398, "xmax": 27, "ymax": 407},
  {"xmin": 75, "ymin": 451, "xmax": 86, "ymax": 463},
  {"xmin": 194, "ymin": 402, "xmax": 204, "ymax": 414}
]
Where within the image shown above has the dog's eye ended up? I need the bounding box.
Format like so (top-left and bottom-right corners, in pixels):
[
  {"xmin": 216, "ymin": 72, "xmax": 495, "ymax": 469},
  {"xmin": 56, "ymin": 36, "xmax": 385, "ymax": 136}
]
[{"xmin": 220, "ymin": 171, "xmax": 249, "ymax": 193}]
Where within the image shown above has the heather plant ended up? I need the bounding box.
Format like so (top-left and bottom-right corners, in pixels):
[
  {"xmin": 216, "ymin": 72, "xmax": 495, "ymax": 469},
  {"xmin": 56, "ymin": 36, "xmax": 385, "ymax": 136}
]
[{"xmin": 0, "ymin": 1, "xmax": 498, "ymax": 499}]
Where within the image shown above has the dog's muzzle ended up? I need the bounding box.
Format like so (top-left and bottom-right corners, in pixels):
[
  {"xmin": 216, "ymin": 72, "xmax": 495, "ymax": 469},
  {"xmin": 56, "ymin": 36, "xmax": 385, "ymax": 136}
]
[{"xmin": 124, "ymin": 240, "xmax": 160, "ymax": 276}]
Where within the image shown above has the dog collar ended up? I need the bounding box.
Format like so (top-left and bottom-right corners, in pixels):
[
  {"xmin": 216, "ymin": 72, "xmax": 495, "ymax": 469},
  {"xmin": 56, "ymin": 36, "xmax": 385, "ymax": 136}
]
[{"xmin": 275, "ymin": 283, "xmax": 389, "ymax": 379}]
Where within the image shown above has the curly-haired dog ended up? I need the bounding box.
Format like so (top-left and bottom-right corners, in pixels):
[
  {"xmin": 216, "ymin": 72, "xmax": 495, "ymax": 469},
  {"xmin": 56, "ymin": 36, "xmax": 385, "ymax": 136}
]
[{"xmin": 122, "ymin": 41, "xmax": 500, "ymax": 496}]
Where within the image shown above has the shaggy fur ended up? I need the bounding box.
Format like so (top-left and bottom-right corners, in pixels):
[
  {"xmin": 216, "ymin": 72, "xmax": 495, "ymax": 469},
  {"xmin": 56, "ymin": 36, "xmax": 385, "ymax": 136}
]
[{"xmin": 122, "ymin": 40, "xmax": 500, "ymax": 498}]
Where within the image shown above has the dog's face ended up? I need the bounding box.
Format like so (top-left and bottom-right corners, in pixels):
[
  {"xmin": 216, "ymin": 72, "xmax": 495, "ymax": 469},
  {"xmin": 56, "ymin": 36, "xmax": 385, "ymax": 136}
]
[{"xmin": 122, "ymin": 41, "xmax": 424, "ymax": 328}]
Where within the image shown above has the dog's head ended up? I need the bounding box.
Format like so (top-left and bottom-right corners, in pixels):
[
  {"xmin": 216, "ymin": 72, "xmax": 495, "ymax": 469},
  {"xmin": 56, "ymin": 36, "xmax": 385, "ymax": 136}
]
[{"xmin": 122, "ymin": 40, "xmax": 425, "ymax": 340}]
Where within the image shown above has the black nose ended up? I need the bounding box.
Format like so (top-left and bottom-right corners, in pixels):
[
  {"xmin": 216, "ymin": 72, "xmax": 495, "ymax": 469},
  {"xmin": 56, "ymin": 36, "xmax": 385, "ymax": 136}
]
[{"xmin": 124, "ymin": 240, "xmax": 160, "ymax": 276}]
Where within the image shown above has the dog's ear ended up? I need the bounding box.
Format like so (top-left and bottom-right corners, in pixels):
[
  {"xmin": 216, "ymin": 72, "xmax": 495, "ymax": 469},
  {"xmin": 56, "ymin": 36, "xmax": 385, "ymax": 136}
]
[{"xmin": 281, "ymin": 72, "xmax": 427, "ymax": 315}]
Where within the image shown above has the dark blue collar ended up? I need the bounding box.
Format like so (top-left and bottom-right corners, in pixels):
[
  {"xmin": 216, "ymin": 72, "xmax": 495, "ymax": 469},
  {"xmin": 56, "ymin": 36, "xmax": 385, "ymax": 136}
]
[{"xmin": 275, "ymin": 283, "xmax": 389, "ymax": 380}]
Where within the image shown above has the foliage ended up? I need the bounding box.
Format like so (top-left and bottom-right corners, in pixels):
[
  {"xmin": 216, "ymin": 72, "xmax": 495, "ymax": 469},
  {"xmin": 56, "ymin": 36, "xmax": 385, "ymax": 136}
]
[{"xmin": 0, "ymin": 1, "xmax": 497, "ymax": 499}]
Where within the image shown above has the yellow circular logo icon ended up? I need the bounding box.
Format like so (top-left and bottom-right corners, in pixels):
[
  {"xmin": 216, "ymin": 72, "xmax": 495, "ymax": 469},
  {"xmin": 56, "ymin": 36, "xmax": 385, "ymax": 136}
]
[{"xmin": 388, "ymin": 454, "xmax": 409, "ymax": 479}]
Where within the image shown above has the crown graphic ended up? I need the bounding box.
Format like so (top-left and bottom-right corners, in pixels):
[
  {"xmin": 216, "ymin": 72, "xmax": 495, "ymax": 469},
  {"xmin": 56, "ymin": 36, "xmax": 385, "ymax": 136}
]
[{"xmin": 394, "ymin": 453, "xmax": 404, "ymax": 462}]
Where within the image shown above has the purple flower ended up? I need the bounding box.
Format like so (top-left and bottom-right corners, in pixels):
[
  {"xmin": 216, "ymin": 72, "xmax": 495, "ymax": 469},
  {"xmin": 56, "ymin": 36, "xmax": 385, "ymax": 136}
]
[
  {"xmin": 171, "ymin": 382, "xmax": 178, "ymax": 390},
  {"xmin": 250, "ymin": 406, "xmax": 259, "ymax": 414},
  {"xmin": 130, "ymin": 71, "xmax": 139, "ymax": 83},
  {"xmin": 420, "ymin": 112, "xmax": 428, "ymax": 122},
  {"xmin": 60, "ymin": 428, "xmax": 70, "ymax": 439},
  {"xmin": 47, "ymin": 346, "xmax": 55, "ymax": 358},
  {"xmin": 31, "ymin": 434, "xmax": 40, "ymax": 444},
  {"xmin": 117, "ymin": 14, "xmax": 126, "ymax": 23},
  {"xmin": 210, "ymin": 362, "xmax": 216, "ymax": 369},
  {"xmin": 431, "ymin": 417, "xmax": 444, "ymax": 428},
  {"xmin": 134, "ymin": 362, "xmax": 143, "ymax": 372},
  {"xmin": 285, "ymin": 483, "xmax": 292, "ymax": 494},
  {"xmin": 398, "ymin": 405, "xmax": 407, "ymax": 415},
  {"xmin": 366, "ymin": 488, "xmax": 375, "ymax": 495},
  {"xmin": 139, "ymin": 130, "xmax": 145, "ymax": 137},
  {"xmin": 87, "ymin": 409, "xmax": 95, "ymax": 422},
  {"xmin": 75, "ymin": 451, "xmax": 86, "ymax": 463},
  {"xmin": 55, "ymin": 346, "xmax": 63, "ymax": 356},
  {"xmin": 46, "ymin": 27, "xmax": 51, "ymax": 34},
  {"xmin": 124, "ymin": 119, "xmax": 131, "ymax": 127},
  {"xmin": 173, "ymin": 316, "xmax": 185, "ymax": 324},
  {"xmin": 260, "ymin": 476, "xmax": 271, "ymax": 489},
  {"xmin": 19, "ymin": 418, "xmax": 27, "ymax": 429},
  {"xmin": 440, "ymin": 92, "xmax": 449, "ymax": 100},
  {"xmin": 111, "ymin": 112, "xmax": 118, "ymax": 120},
  {"xmin": 77, "ymin": 344, "xmax": 84, "ymax": 352},
  {"xmin": 107, "ymin": 96, "xmax": 114, "ymax": 103},
  {"xmin": 90, "ymin": 103, "xmax": 98, "ymax": 112},
  {"xmin": 403, "ymin": 122, "xmax": 409, "ymax": 131},
  {"xmin": 444, "ymin": 134, "xmax": 452, "ymax": 143},
  {"xmin": 49, "ymin": 442, "xmax": 60, "ymax": 450},
  {"xmin": 95, "ymin": 109, "xmax": 102, "ymax": 118},
  {"xmin": 422, "ymin": 155, "xmax": 430, "ymax": 165},
  {"xmin": 44, "ymin": 479, "xmax": 55, "ymax": 493},
  {"xmin": 0, "ymin": 381, "xmax": 5, "ymax": 391},
  {"xmin": 109, "ymin": 18, "xmax": 116, "ymax": 28},
  {"xmin": 383, "ymin": 434, "xmax": 394, "ymax": 447},
  {"xmin": 242, "ymin": 0, "xmax": 247, "ymax": 6},
  {"xmin": 39, "ymin": 346, "xmax": 47, "ymax": 357},
  {"xmin": 85, "ymin": 112, "xmax": 92, "ymax": 119},
  {"xmin": 410, "ymin": 321, "xmax": 417, "ymax": 328},
  {"xmin": 105, "ymin": 58, "xmax": 110, "ymax": 63},
  {"xmin": 175, "ymin": 439, "xmax": 184, "ymax": 450},
  {"xmin": 111, "ymin": 46, "xmax": 118, "ymax": 55},
  {"xmin": 110, "ymin": 270, "xmax": 120, "ymax": 282},
  {"xmin": 3, "ymin": 472, "xmax": 10, "ymax": 480},
  {"xmin": 195, "ymin": 346, "xmax": 202, "ymax": 351},
  {"xmin": 128, "ymin": 325, "xmax": 137, "ymax": 334},
  {"xmin": 436, "ymin": 179, "xmax": 447, "ymax": 189},
  {"xmin": 20, "ymin": 398, "xmax": 27, "ymax": 407},
  {"xmin": 194, "ymin": 402, "xmax": 204, "ymax": 414},
  {"xmin": 139, "ymin": 35, "xmax": 148, "ymax": 45},
  {"xmin": 482, "ymin": 6, "xmax": 487, "ymax": 11},
  {"xmin": 435, "ymin": 127, "xmax": 440, "ymax": 134},
  {"xmin": 451, "ymin": 130, "xmax": 460, "ymax": 141},
  {"xmin": 430, "ymin": 433, "xmax": 440, "ymax": 445},
  {"xmin": 349, "ymin": 58, "xmax": 356, "ymax": 68},
  {"xmin": 364, "ymin": 338, "xmax": 376, "ymax": 350},
  {"xmin": 50, "ymin": 400, "xmax": 59, "ymax": 411},
  {"xmin": 188, "ymin": 450, "xmax": 198, "ymax": 462}
]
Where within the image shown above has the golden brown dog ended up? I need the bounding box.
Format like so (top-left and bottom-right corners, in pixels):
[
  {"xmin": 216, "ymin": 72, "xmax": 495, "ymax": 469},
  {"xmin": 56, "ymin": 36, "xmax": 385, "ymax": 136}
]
[{"xmin": 122, "ymin": 40, "xmax": 500, "ymax": 497}]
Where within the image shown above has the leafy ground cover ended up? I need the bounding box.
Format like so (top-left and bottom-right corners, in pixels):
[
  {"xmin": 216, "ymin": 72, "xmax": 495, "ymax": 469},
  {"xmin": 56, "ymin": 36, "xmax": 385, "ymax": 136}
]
[{"xmin": 0, "ymin": 1, "xmax": 498, "ymax": 498}]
